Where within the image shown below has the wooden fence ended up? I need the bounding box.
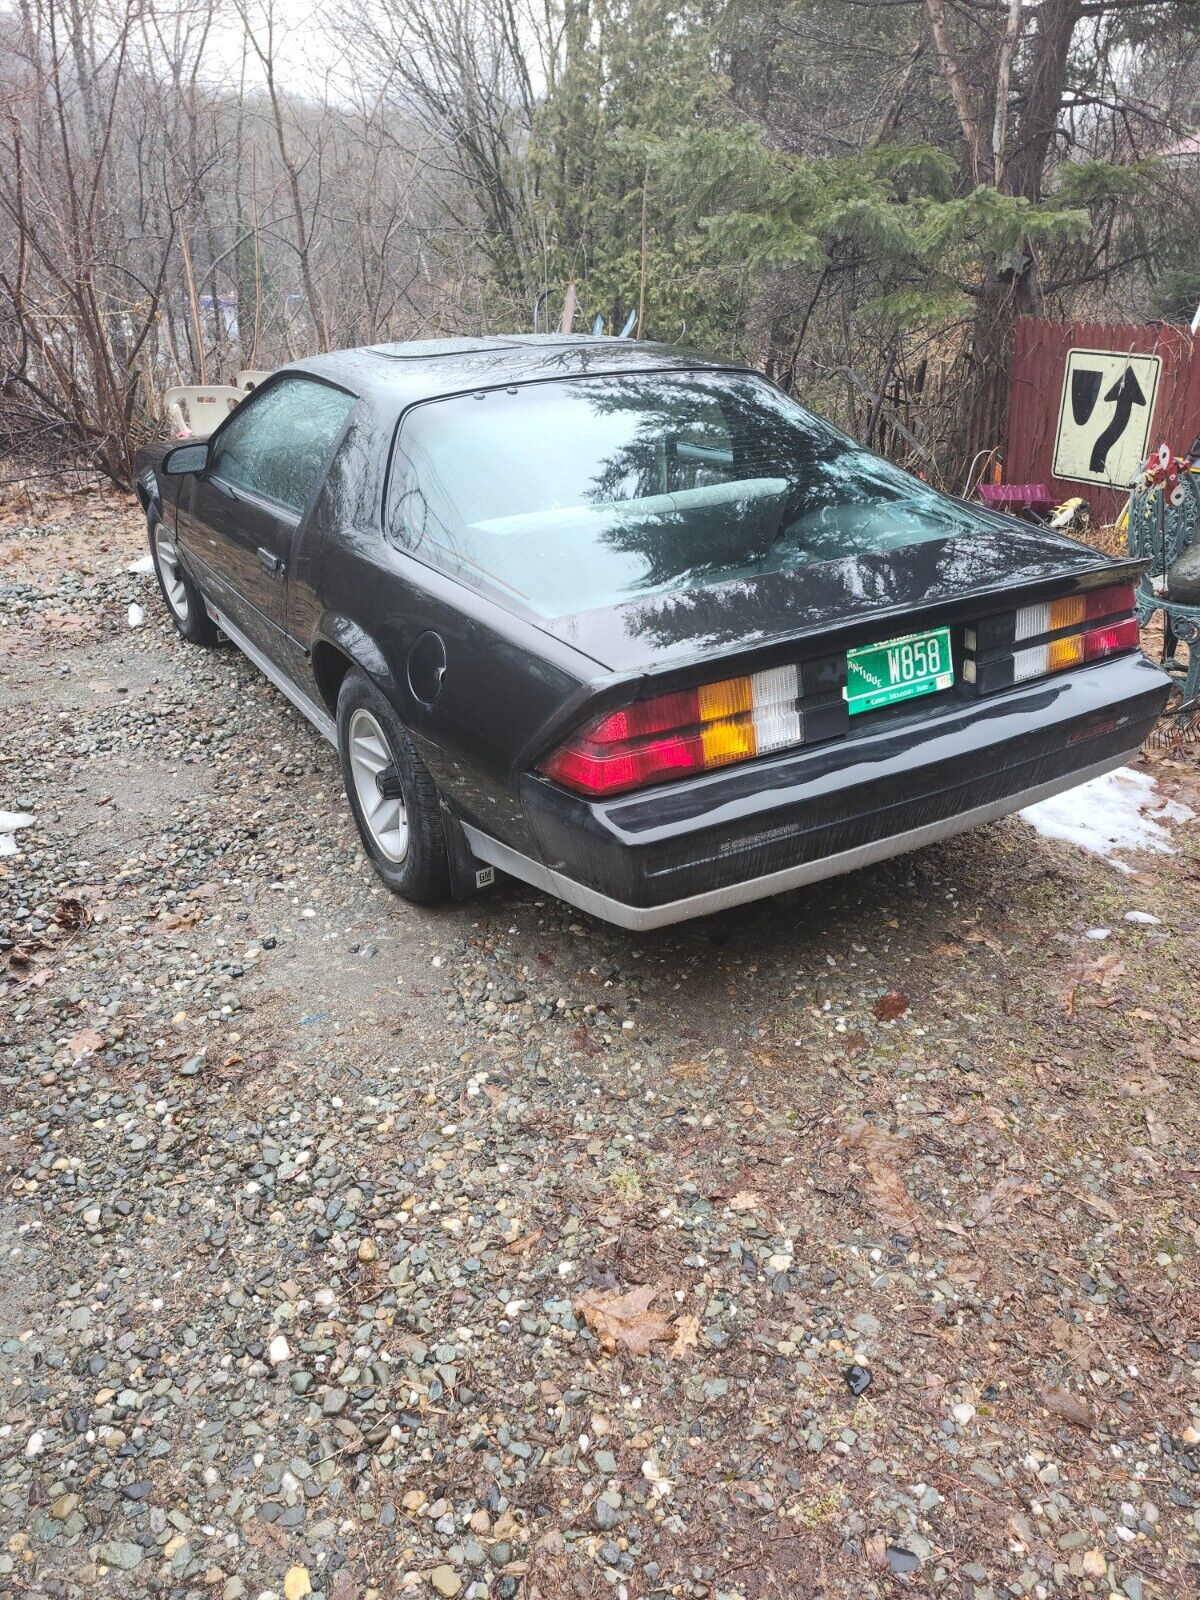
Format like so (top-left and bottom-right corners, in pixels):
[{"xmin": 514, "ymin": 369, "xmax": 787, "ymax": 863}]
[{"xmin": 1006, "ymin": 318, "xmax": 1200, "ymax": 524}]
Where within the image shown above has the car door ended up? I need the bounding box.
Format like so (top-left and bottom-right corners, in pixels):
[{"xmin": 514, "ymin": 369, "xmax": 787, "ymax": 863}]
[{"xmin": 176, "ymin": 375, "xmax": 355, "ymax": 655}]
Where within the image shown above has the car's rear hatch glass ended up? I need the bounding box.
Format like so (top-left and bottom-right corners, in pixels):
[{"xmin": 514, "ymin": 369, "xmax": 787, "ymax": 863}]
[{"xmin": 388, "ymin": 371, "xmax": 1010, "ymax": 621}]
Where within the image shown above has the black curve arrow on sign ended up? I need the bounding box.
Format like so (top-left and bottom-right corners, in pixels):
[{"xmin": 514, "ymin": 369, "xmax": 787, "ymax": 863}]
[{"xmin": 1089, "ymin": 366, "xmax": 1147, "ymax": 475}]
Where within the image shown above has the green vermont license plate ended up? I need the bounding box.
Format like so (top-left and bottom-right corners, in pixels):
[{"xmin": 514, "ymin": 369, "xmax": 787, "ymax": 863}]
[{"xmin": 846, "ymin": 626, "xmax": 954, "ymax": 715}]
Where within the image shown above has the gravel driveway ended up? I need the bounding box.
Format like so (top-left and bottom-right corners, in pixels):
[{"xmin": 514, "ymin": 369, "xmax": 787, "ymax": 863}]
[{"xmin": 3, "ymin": 492, "xmax": 1200, "ymax": 1600}]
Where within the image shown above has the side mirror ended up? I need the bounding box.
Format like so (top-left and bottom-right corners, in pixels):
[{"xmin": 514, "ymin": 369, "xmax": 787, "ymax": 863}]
[{"xmin": 163, "ymin": 441, "xmax": 210, "ymax": 476}]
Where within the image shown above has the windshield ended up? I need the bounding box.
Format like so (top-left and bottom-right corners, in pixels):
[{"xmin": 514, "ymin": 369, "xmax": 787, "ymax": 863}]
[{"xmin": 387, "ymin": 370, "xmax": 982, "ymax": 619}]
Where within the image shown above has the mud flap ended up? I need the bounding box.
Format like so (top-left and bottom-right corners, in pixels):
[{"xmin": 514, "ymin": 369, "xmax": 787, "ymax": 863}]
[{"xmin": 439, "ymin": 800, "xmax": 496, "ymax": 899}]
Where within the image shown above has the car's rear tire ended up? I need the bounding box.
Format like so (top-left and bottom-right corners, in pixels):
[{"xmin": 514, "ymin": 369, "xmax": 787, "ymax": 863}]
[
  {"xmin": 148, "ymin": 505, "xmax": 218, "ymax": 645},
  {"xmin": 336, "ymin": 669, "xmax": 451, "ymax": 903}
]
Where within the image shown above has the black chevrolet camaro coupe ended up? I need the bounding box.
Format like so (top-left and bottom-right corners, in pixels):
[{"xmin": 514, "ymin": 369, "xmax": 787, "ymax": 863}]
[{"xmin": 134, "ymin": 335, "xmax": 1169, "ymax": 929}]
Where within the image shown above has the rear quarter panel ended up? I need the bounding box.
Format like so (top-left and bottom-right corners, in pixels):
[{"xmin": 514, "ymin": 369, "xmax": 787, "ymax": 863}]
[{"xmin": 289, "ymin": 413, "xmax": 600, "ymax": 853}]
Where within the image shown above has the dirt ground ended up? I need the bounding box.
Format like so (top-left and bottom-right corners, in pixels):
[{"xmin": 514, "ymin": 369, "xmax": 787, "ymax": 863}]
[{"xmin": 2, "ymin": 488, "xmax": 1199, "ymax": 1600}]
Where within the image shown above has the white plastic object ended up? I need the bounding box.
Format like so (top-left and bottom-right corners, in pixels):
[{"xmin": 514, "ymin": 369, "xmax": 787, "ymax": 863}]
[{"xmin": 162, "ymin": 385, "xmax": 241, "ymax": 438}]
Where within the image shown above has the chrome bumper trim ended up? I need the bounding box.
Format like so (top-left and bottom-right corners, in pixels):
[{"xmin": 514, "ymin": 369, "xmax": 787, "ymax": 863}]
[{"xmin": 462, "ymin": 749, "xmax": 1141, "ymax": 930}]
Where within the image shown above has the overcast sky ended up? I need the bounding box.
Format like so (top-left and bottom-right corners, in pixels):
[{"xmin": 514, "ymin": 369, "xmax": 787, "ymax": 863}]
[{"xmin": 164, "ymin": 0, "xmax": 344, "ymax": 100}]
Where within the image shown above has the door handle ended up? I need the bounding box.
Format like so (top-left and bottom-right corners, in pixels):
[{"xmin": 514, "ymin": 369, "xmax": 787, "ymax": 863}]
[{"xmin": 257, "ymin": 546, "xmax": 284, "ymax": 576}]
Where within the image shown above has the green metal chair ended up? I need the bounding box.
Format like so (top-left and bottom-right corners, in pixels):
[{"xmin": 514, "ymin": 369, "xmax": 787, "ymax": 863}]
[{"xmin": 1127, "ymin": 465, "xmax": 1200, "ymax": 710}]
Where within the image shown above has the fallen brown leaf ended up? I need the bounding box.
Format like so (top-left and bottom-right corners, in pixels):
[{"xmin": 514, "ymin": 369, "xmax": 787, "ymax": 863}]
[
  {"xmin": 1080, "ymin": 951, "xmax": 1125, "ymax": 988},
  {"xmin": 669, "ymin": 1314, "xmax": 701, "ymax": 1357},
  {"xmin": 1038, "ymin": 1386, "xmax": 1095, "ymax": 1430},
  {"xmin": 669, "ymin": 1060, "xmax": 708, "ymax": 1081},
  {"xmin": 159, "ymin": 903, "xmax": 202, "ymax": 932},
  {"xmin": 68, "ymin": 1027, "xmax": 104, "ymax": 1057},
  {"xmin": 505, "ymin": 1226, "xmax": 544, "ymax": 1255},
  {"xmin": 574, "ymin": 1284, "xmax": 674, "ymax": 1356},
  {"xmin": 52, "ymin": 897, "xmax": 88, "ymax": 931},
  {"xmin": 873, "ymin": 990, "xmax": 910, "ymax": 1022},
  {"xmin": 971, "ymin": 1173, "xmax": 1032, "ymax": 1225},
  {"xmin": 1070, "ymin": 1190, "xmax": 1120, "ymax": 1222},
  {"xmin": 6, "ymin": 938, "xmax": 48, "ymax": 969},
  {"xmin": 840, "ymin": 1121, "xmax": 927, "ymax": 1239}
]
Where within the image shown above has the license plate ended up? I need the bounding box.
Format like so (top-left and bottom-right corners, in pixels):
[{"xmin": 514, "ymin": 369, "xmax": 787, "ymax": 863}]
[{"xmin": 846, "ymin": 626, "xmax": 954, "ymax": 715}]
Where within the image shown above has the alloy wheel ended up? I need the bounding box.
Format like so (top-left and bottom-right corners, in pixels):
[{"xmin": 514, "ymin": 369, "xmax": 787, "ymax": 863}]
[
  {"xmin": 347, "ymin": 707, "xmax": 409, "ymax": 862},
  {"xmin": 154, "ymin": 522, "xmax": 189, "ymax": 622}
]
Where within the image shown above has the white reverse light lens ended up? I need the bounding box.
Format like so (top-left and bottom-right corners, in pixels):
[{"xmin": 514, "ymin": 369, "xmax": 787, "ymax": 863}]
[{"xmin": 749, "ymin": 664, "xmax": 803, "ymax": 753}]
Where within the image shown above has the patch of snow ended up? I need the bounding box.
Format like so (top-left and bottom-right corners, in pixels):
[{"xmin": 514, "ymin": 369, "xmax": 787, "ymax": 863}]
[
  {"xmin": 0, "ymin": 810, "xmax": 33, "ymax": 857},
  {"xmin": 1020, "ymin": 766, "xmax": 1194, "ymax": 873},
  {"xmin": 1085, "ymin": 927, "xmax": 1110, "ymax": 940},
  {"xmin": 127, "ymin": 602, "xmax": 145, "ymax": 628},
  {"xmin": 1124, "ymin": 910, "xmax": 1161, "ymax": 925},
  {"xmin": 126, "ymin": 552, "xmax": 154, "ymax": 574}
]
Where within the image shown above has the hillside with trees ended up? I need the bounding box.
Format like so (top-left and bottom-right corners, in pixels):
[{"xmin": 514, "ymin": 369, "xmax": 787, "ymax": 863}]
[{"xmin": 2, "ymin": 0, "xmax": 1198, "ymax": 488}]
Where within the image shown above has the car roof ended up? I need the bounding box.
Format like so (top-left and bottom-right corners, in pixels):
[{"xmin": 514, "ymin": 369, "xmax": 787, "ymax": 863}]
[{"xmin": 284, "ymin": 334, "xmax": 749, "ymax": 410}]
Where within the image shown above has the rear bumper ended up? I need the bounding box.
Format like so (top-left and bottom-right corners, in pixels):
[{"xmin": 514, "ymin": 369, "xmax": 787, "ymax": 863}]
[{"xmin": 464, "ymin": 653, "xmax": 1170, "ymax": 929}]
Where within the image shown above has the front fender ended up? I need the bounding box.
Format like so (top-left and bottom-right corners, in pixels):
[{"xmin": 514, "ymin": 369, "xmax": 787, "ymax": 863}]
[
  {"xmin": 134, "ymin": 467, "xmax": 159, "ymax": 516},
  {"xmin": 132, "ymin": 442, "xmax": 172, "ymax": 516}
]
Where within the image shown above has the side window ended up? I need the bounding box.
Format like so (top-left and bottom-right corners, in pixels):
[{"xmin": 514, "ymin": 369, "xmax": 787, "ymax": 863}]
[
  {"xmin": 211, "ymin": 378, "xmax": 355, "ymax": 515},
  {"xmin": 387, "ymin": 433, "xmax": 450, "ymax": 558}
]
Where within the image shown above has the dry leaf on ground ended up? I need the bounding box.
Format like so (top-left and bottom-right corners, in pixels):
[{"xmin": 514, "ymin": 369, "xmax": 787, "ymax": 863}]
[
  {"xmin": 669, "ymin": 1060, "xmax": 708, "ymax": 1080},
  {"xmin": 1038, "ymin": 1386, "xmax": 1096, "ymax": 1430},
  {"xmin": 670, "ymin": 1314, "xmax": 701, "ymax": 1357},
  {"xmin": 575, "ymin": 1284, "xmax": 674, "ymax": 1355},
  {"xmin": 1071, "ymin": 1189, "xmax": 1120, "ymax": 1222},
  {"xmin": 971, "ymin": 1173, "xmax": 1032, "ymax": 1224},
  {"xmin": 840, "ymin": 1120, "xmax": 927, "ymax": 1239},
  {"xmin": 505, "ymin": 1226, "xmax": 544, "ymax": 1254},
  {"xmin": 874, "ymin": 990, "xmax": 911, "ymax": 1021},
  {"xmin": 67, "ymin": 1027, "xmax": 104, "ymax": 1057},
  {"xmin": 159, "ymin": 903, "xmax": 202, "ymax": 932},
  {"xmin": 53, "ymin": 896, "xmax": 88, "ymax": 931}
]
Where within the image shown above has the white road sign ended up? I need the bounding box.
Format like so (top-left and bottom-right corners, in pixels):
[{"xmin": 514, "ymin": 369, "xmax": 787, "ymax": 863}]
[{"xmin": 1052, "ymin": 349, "xmax": 1161, "ymax": 487}]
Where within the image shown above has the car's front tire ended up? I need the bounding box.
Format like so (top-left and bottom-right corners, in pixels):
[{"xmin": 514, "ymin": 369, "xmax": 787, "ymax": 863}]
[
  {"xmin": 336, "ymin": 669, "xmax": 451, "ymax": 903},
  {"xmin": 147, "ymin": 505, "xmax": 218, "ymax": 645}
]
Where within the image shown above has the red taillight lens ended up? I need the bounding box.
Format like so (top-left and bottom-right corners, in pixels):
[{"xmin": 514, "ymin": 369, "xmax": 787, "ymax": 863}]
[
  {"xmin": 540, "ymin": 725, "xmax": 704, "ymax": 795},
  {"xmin": 1010, "ymin": 609, "xmax": 1139, "ymax": 684},
  {"xmin": 539, "ymin": 667, "xmax": 805, "ymax": 797},
  {"xmin": 1084, "ymin": 616, "xmax": 1140, "ymax": 660},
  {"xmin": 970, "ymin": 581, "xmax": 1140, "ymax": 692},
  {"xmin": 1085, "ymin": 582, "xmax": 1135, "ymax": 622},
  {"xmin": 589, "ymin": 690, "xmax": 702, "ymax": 744}
]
